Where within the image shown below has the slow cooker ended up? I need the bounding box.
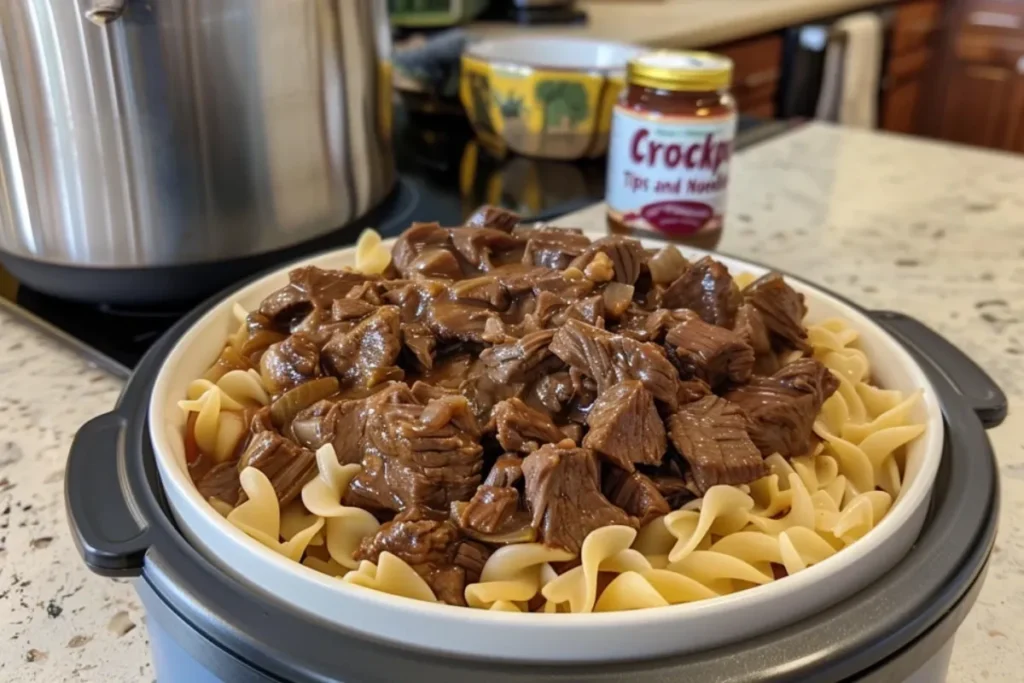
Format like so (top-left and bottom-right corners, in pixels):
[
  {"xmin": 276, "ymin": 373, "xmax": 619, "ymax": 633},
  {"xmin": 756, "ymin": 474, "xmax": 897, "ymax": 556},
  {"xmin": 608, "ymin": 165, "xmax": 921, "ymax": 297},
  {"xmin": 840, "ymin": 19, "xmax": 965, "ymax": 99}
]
[
  {"xmin": 66, "ymin": 239, "xmax": 1004, "ymax": 682},
  {"xmin": 0, "ymin": 0, "xmax": 394, "ymax": 304}
]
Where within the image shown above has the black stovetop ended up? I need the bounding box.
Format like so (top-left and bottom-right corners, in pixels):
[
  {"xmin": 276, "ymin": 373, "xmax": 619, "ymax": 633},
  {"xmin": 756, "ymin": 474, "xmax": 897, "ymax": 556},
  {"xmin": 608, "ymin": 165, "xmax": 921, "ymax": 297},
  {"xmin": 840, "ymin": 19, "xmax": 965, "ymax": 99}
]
[{"xmin": 0, "ymin": 108, "xmax": 798, "ymax": 378}]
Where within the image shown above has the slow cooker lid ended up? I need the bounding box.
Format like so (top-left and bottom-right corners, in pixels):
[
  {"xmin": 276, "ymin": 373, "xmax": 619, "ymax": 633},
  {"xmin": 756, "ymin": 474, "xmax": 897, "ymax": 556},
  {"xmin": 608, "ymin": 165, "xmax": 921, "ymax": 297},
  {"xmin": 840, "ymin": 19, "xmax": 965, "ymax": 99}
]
[{"xmin": 68, "ymin": 298, "xmax": 1004, "ymax": 683}]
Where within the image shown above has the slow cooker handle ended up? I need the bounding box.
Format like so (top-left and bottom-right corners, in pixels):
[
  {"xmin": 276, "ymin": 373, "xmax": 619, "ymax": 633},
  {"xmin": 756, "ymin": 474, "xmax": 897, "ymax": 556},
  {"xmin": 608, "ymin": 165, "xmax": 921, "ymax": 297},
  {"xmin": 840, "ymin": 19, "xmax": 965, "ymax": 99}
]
[
  {"xmin": 65, "ymin": 412, "xmax": 150, "ymax": 577},
  {"xmin": 870, "ymin": 310, "xmax": 1007, "ymax": 428}
]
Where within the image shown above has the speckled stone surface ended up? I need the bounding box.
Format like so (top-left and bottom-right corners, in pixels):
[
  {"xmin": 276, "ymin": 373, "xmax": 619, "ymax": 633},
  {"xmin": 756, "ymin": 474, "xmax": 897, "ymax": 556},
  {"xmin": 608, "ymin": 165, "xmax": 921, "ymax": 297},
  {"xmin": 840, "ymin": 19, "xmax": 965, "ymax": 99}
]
[{"xmin": 0, "ymin": 122, "xmax": 1021, "ymax": 681}]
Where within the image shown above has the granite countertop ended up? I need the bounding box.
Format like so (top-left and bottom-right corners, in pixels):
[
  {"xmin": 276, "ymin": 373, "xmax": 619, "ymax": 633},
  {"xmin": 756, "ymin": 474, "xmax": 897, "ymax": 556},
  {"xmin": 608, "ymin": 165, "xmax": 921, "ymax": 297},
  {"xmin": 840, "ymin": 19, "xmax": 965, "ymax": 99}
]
[
  {"xmin": 1, "ymin": 123, "xmax": 1022, "ymax": 681},
  {"xmin": 469, "ymin": 0, "xmax": 890, "ymax": 47}
]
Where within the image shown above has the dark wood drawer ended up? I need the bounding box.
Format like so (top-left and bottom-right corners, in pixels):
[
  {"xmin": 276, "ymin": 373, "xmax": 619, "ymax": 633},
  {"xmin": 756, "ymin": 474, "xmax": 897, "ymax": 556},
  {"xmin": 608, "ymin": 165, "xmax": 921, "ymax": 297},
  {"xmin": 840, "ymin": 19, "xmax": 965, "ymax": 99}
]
[
  {"xmin": 741, "ymin": 97, "xmax": 777, "ymax": 120},
  {"xmin": 960, "ymin": 0, "xmax": 1024, "ymax": 34},
  {"xmin": 888, "ymin": 46, "xmax": 935, "ymax": 84},
  {"xmin": 716, "ymin": 34, "xmax": 784, "ymax": 101},
  {"xmin": 892, "ymin": 0, "xmax": 944, "ymax": 55},
  {"xmin": 955, "ymin": 28, "xmax": 1024, "ymax": 68}
]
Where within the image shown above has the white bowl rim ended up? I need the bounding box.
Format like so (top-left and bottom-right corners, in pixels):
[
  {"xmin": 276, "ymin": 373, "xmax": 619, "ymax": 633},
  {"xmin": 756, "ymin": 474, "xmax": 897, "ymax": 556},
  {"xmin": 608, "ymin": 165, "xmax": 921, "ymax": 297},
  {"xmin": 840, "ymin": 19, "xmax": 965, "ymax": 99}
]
[
  {"xmin": 464, "ymin": 36, "xmax": 646, "ymax": 73},
  {"xmin": 148, "ymin": 233, "xmax": 943, "ymax": 638}
]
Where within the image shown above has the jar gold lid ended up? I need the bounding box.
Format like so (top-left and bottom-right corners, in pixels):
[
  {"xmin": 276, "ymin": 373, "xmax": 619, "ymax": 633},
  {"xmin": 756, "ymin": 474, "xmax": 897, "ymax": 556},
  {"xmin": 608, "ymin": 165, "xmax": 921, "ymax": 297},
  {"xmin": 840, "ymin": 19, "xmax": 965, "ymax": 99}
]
[{"xmin": 627, "ymin": 50, "xmax": 733, "ymax": 91}]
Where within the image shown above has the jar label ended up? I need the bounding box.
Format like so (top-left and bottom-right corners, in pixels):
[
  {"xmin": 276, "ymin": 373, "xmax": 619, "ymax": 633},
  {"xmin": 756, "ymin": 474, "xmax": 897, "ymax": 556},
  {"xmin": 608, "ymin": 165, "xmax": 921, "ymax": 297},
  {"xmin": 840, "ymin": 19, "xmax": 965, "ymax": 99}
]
[{"xmin": 605, "ymin": 107, "xmax": 737, "ymax": 236}]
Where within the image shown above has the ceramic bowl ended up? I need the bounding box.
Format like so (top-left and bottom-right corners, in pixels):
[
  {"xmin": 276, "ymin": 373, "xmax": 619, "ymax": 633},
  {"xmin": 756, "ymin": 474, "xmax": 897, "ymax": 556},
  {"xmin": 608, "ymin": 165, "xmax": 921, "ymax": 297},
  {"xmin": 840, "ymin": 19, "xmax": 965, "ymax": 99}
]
[
  {"xmin": 148, "ymin": 233, "xmax": 943, "ymax": 663},
  {"xmin": 460, "ymin": 37, "xmax": 646, "ymax": 160}
]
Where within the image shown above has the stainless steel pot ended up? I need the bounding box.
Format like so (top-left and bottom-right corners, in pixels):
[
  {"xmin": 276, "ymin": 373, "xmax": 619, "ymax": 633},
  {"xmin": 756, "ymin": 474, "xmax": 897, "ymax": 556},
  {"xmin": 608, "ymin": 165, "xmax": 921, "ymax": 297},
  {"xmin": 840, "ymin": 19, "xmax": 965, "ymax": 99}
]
[{"xmin": 0, "ymin": 0, "xmax": 394, "ymax": 273}]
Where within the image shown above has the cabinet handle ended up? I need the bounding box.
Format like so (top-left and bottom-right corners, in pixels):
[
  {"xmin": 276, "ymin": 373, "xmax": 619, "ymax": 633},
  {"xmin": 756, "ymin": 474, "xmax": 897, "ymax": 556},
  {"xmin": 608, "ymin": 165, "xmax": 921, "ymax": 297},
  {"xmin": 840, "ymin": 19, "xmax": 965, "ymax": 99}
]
[
  {"xmin": 1017, "ymin": 55, "xmax": 1024, "ymax": 75},
  {"xmin": 742, "ymin": 69, "xmax": 778, "ymax": 90},
  {"xmin": 967, "ymin": 11, "xmax": 1022, "ymax": 29}
]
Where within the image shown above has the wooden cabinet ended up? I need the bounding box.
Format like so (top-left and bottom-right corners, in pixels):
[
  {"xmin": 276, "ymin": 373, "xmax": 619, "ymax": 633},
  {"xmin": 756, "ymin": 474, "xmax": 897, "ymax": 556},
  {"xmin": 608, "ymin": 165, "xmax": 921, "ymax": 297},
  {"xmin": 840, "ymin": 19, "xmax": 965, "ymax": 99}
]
[
  {"xmin": 715, "ymin": 34, "xmax": 783, "ymax": 119},
  {"xmin": 927, "ymin": 0, "xmax": 1024, "ymax": 152},
  {"xmin": 937, "ymin": 62, "xmax": 1024, "ymax": 148},
  {"xmin": 1008, "ymin": 77, "xmax": 1024, "ymax": 152},
  {"xmin": 881, "ymin": 0, "xmax": 944, "ymax": 134}
]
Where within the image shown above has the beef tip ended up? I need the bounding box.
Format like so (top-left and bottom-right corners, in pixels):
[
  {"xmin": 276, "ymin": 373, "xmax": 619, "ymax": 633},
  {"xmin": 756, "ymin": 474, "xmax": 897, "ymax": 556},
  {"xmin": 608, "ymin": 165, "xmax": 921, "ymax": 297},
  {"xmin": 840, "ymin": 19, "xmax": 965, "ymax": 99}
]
[
  {"xmin": 568, "ymin": 236, "xmax": 648, "ymax": 285},
  {"xmin": 383, "ymin": 280, "xmax": 447, "ymax": 323},
  {"xmin": 530, "ymin": 291, "xmax": 570, "ymax": 328},
  {"xmin": 485, "ymin": 453, "xmax": 524, "ymax": 487},
  {"xmin": 402, "ymin": 323, "xmax": 437, "ymax": 369},
  {"xmin": 423, "ymin": 566, "xmax": 468, "ymax": 606},
  {"xmin": 450, "ymin": 228, "xmax": 523, "ymax": 271},
  {"xmin": 488, "ymin": 264, "xmax": 595, "ymax": 301},
  {"xmin": 603, "ymin": 469, "xmax": 670, "ymax": 526},
  {"xmin": 528, "ymin": 370, "xmax": 576, "ymax": 414},
  {"xmin": 427, "ymin": 300, "xmax": 499, "ymax": 344},
  {"xmin": 465, "ymin": 204, "xmax": 521, "ymax": 232},
  {"xmin": 512, "ymin": 225, "xmax": 586, "ymax": 238},
  {"xmin": 583, "ymin": 380, "xmax": 666, "ymax": 471},
  {"xmin": 521, "ymin": 443, "xmax": 637, "ymax": 554},
  {"xmin": 347, "ymin": 394, "xmax": 484, "ymax": 512},
  {"xmin": 289, "ymin": 309, "xmax": 353, "ymax": 347},
  {"xmin": 289, "ymin": 398, "xmax": 367, "ymax": 464},
  {"xmin": 331, "ymin": 298, "xmax": 377, "ymax": 322},
  {"xmin": 454, "ymin": 541, "xmax": 491, "ymax": 585},
  {"xmin": 407, "ymin": 248, "xmax": 463, "ymax": 281},
  {"xmin": 650, "ymin": 474, "xmax": 696, "ymax": 509},
  {"xmin": 449, "ymin": 276, "xmax": 509, "ymax": 309},
  {"xmin": 676, "ymin": 378, "xmax": 713, "ymax": 406},
  {"xmin": 733, "ymin": 302, "xmax": 772, "ymax": 356},
  {"xmin": 452, "ymin": 485, "xmax": 526, "ymax": 535},
  {"xmin": 565, "ymin": 295, "xmax": 606, "ymax": 327},
  {"xmin": 775, "ymin": 358, "xmax": 840, "ymax": 405},
  {"xmin": 520, "ymin": 228, "xmax": 592, "ymax": 270},
  {"xmin": 196, "ymin": 460, "xmax": 241, "ymax": 506},
  {"xmin": 744, "ymin": 272, "xmax": 810, "ymax": 352},
  {"xmin": 665, "ymin": 312, "xmax": 755, "ymax": 388},
  {"xmin": 549, "ymin": 320, "xmax": 679, "ymax": 409},
  {"xmin": 355, "ymin": 505, "xmax": 457, "ymax": 566},
  {"xmin": 661, "ymin": 257, "xmax": 742, "ymax": 327},
  {"xmin": 259, "ymin": 267, "xmax": 374, "ymax": 329},
  {"xmin": 259, "ymin": 332, "xmax": 322, "ymax": 394},
  {"xmin": 560, "ymin": 422, "xmax": 583, "ymax": 443},
  {"xmin": 346, "ymin": 281, "xmax": 385, "ymax": 306},
  {"xmin": 493, "ymin": 398, "xmax": 566, "ymax": 453},
  {"xmin": 238, "ymin": 431, "xmax": 318, "ymax": 505},
  {"xmin": 726, "ymin": 358, "xmax": 839, "ymax": 458},
  {"xmin": 410, "ymin": 381, "xmax": 458, "ymax": 404},
  {"xmin": 617, "ymin": 307, "xmax": 690, "ymax": 343},
  {"xmin": 565, "ymin": 367, "xmax": 599, "ymax": 424},
  {"xmin": 458, "ymin": 370, "xmax": 519, "ymax": 428},
  {"xmin": 391, "ymin": 222, "xmax": 454, "ymax": 278},
  {"xmin": 354, "ymin": 506, "xmax": 480, "ymax": 606},
  {"xmin": 321, "ymin": 306, "xmax": 404, "ymax": 389},
  {"xmin": 488, "ymin": 264, "xmax": 553, "ymax": 296},
  {"xmin": 480, "ymin": 329, "xmax": 561, "ymax": 384},
  {"xmin": 250, "ymin": 406, "xmax": 274, "ymax": 435},
  {"xmin": 532, "ymin": 273, "xmax": 597, "ymax": 300},
  {"xmin": 667, "ymin": 396, "xmax": 767, "ymax": 494}
]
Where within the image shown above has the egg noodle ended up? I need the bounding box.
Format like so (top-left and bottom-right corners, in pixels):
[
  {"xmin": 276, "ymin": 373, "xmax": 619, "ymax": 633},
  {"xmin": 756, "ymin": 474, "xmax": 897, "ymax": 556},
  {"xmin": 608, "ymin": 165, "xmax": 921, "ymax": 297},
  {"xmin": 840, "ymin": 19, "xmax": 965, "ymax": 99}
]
[{"xmin": 178, "ymin": 233, "xmax": 925, "ymax": 612}]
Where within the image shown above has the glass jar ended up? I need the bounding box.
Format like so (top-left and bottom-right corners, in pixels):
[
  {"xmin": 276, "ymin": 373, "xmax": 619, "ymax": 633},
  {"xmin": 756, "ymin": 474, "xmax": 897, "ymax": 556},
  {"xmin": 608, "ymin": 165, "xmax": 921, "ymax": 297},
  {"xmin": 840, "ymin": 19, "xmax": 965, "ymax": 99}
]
[{"xmin": 605, "ymin": 51, "xmax": 737, "ymax": 250}]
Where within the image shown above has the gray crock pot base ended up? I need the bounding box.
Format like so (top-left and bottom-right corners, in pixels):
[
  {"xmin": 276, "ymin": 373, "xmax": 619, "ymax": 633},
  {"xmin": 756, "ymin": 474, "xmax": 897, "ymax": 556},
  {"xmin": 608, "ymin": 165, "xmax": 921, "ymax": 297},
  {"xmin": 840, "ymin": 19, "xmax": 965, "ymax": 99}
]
[
  {"xmin": 65, "ymin": 300, "xmax": 1000, "ymax": 682},
  {"xmin": 63, "ymin": 237, "xmax": 1004, "ymax": 683}
]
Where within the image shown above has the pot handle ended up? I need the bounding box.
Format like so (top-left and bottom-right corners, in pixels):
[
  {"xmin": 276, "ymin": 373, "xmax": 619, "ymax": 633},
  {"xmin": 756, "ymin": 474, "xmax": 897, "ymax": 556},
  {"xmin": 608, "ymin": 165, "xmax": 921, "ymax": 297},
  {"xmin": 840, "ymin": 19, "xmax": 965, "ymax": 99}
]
[
  {"xmin": 870, "ymin": 310, "xmax": 1007, "ymax": 428},
  {"xmin": 84, "ymin": 0, "xmax": 126, "ymax": 25},
  {"xmin": 65, "ymin": 412, "xmax": 150, "ymax": 577}
]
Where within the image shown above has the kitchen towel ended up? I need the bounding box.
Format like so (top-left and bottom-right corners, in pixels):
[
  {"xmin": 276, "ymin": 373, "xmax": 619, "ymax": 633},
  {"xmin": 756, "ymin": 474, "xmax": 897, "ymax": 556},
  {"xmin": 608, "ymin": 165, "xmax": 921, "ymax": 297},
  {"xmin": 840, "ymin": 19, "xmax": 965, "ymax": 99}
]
[{"xmin": 815, "ymin": 12, "xmax": 884, "ymax": 129}]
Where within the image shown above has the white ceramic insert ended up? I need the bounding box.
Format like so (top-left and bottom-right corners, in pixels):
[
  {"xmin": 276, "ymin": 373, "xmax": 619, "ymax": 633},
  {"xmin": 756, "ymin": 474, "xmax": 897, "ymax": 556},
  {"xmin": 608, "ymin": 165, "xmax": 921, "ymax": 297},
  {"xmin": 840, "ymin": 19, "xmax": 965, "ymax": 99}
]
[{"xmin": 149, "ymin": 234, "xmax": 943, "ymax": 663}]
